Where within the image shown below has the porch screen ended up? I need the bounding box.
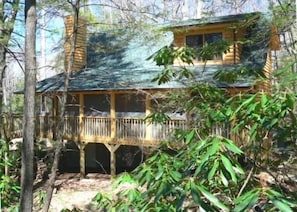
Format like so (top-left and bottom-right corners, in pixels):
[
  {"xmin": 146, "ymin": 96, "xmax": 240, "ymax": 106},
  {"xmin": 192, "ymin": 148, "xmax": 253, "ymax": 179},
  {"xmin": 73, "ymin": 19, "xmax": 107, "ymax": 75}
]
[
  {"xmin": 65, "ymin": 94, "xmax": 79, "ymax": 116},
  {"xmin": 84, "ymin": 94, "xmax": 110, "ymax": 116},
  {"xmin": 115, "ymin": 93, "xmax": 145, "ymax": 116}
]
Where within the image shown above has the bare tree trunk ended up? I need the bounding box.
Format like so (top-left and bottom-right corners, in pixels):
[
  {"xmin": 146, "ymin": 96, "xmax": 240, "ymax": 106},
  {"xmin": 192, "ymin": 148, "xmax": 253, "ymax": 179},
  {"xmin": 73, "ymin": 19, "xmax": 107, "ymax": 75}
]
[
  {"xmin": 39, "ymin": 5, "xmax": 47, "ymax": 80},
  {"xmin": 42, "ymin": 1, "xmax": 81, "ymax": 211},
  {"xmin": 0, "ymin": 0, "xmax": 7, "ymax": 143},
  {"xmin": 20, "ymin": 0, "xmax": 37, "ymax": 211},
  {"xmin": 0, "ymin": 62, "xmax": 5, "ymax": 132}
]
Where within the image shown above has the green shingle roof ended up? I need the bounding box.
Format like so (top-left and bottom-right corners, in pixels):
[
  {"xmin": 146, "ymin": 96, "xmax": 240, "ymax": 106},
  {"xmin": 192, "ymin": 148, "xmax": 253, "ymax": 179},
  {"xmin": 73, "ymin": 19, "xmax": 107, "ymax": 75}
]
[
  {"xmin": 35, "ymin": 12, "xmax": 271, "ymax": 94},
  {"xmin": 164, "ymin": 12, "xmax": 261, "ymax": 28}
]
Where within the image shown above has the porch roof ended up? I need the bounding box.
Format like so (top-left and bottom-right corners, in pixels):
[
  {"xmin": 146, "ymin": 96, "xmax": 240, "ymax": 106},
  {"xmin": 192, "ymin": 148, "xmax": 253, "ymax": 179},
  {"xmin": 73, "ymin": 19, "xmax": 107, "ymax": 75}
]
[
  {"xmin": 34, "ymin": 12, "xmax": 270, "ymax": 94},
  {"xmin": 35, "ymin": 65, "xmax": 256, "ymax": 93}
]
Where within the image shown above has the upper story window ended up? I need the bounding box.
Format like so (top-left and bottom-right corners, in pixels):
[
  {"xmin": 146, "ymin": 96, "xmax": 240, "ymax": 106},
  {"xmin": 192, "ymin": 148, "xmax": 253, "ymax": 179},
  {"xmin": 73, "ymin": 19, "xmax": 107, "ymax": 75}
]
[{"xmin": 186, "ymin": 32, "xmax": 223, "ymax": 61}]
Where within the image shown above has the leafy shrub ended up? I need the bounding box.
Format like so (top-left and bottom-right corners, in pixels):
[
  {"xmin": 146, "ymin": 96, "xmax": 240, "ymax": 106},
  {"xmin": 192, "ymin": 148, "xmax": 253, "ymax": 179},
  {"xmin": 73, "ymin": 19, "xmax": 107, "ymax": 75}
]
[
  {"xmin": 0, "ymin": 139, "xmax": 20, "ymax": 209},
  {"xmin": 95, "ymin": 38, "xmax": 297, "ymax": 211}
]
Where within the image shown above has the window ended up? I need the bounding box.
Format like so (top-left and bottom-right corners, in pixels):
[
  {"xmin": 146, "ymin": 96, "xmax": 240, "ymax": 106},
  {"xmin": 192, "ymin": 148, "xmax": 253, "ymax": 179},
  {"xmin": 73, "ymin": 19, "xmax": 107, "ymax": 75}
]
[{"xmin": 186, "ymin": 32, "xmax": 223, "ymax": 61}]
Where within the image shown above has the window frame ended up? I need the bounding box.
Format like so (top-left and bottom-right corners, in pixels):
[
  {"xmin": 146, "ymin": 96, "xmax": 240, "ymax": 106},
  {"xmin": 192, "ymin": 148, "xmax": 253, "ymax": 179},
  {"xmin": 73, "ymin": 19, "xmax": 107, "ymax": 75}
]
[{"xmin": 185, "ymin": 32, "xmax": 224, "ymax": 62}]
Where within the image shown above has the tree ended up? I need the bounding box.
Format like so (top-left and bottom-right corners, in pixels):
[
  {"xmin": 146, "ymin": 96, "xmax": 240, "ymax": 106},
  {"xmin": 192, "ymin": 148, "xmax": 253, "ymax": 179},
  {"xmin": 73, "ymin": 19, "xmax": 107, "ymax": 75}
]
[
  {"xmin": 20, "ymin": 0, "xmax": 37, "ymax": 211},
  {"xmin": 0, "ymin": 0, "xmax": 20, "ymax": 120},
  {"xmin": 0, "ymin": 0, "xmax": 20, "ymax": 182},
  {"xmin": 42, "ymin": 1, "xmax": 82, "ymax": 211},
  {"xmin": 0, "ymin": 1, "xmax": 23, "ymax": 210},
  {"xmin": 269, "ymin": 1, "xmax": 296, "ymax": 83}
]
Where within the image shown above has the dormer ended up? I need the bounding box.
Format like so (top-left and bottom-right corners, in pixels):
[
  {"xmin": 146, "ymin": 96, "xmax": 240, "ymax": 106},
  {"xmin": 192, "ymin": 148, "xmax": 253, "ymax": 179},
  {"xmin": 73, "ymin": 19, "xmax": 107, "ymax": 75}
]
[{"xmin": 166, "ymin": 12, "xmax": 279, "ymax": 66}]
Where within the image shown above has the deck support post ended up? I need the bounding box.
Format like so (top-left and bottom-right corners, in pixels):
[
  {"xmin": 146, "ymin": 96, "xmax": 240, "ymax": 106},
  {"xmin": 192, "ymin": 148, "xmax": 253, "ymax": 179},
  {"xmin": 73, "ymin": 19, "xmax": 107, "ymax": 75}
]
[
  {"xmin": 104, "ymin": 144, "xmax": 120, "ymax": 176},
  {"xmin": 39, "ymin": 114, "xmax": 45, "ymax": 138},
  {"xmin": 79, "ymin": 142, "xmax": 87, "ymax": 178}
]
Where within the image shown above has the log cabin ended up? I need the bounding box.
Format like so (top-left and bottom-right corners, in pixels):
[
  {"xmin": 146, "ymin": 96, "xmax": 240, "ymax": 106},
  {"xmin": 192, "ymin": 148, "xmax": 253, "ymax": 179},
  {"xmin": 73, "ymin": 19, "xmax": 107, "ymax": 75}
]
[{"xmin": 29, "ymin": 12, "xmax": 280, "ymax": 176}]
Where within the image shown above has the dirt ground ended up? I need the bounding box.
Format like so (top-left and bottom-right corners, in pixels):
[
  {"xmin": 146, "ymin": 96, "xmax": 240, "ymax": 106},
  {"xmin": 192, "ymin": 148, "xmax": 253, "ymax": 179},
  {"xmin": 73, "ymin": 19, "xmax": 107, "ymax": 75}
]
[{"xmin": 34, "ymin": 173, "xmax": 113, "ymax": 212}]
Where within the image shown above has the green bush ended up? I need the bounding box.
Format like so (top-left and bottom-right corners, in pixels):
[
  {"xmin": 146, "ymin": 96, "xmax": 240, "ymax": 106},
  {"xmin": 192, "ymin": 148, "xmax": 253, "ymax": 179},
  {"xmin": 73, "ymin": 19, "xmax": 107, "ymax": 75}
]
[
  {"xmin": 0, "ymin": 138, "xmax": 20, "ymax": 210},
  {"xmin": 95, "ymin": 37, "xmax": 297, "ymax": 212}
]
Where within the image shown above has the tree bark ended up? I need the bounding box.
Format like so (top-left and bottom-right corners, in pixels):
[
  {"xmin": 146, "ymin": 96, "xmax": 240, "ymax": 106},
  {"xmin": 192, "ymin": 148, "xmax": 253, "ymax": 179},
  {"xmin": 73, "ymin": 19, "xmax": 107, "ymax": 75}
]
[
  {"xmin": 0, "ymin": 0, "xmax": 7, "ymax": 125},
  {"xmin": 42, "ymin": 1, "xmax": 81, "ymax": 211},
  {"xmin": 20, "ymin": 0, "xmax": 37, "ymax": 211}
]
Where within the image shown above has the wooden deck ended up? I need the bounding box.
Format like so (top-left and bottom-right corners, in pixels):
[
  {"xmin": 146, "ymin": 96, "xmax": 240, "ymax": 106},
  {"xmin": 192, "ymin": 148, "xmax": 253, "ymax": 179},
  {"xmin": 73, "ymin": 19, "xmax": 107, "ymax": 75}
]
[
  {"xmin": 36, "ymin": 115, "xmax": 187, "ymax": 146},
  {"xmin": 7, "ymin": 114, "xmax": 231, "ymax": 146},
  {"xmin": 8, "ymin": 114, "xmax": 231, "ymax": 176}
]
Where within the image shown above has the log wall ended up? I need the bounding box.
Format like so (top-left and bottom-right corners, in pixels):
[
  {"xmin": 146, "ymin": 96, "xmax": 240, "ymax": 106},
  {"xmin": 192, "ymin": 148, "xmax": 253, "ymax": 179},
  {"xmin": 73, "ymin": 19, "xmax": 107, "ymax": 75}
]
[
  {"xmin": 173, "ymin": 23, "xmax": 246, "ymax": 65},
  {"xmin": 64, "ymin": 15, "xmax": 87, "ymax": 73}
]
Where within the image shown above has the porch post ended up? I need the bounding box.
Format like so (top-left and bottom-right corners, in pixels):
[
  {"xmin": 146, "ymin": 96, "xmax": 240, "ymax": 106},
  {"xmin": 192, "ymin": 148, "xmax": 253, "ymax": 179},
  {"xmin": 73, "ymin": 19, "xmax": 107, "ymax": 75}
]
[
  {"xmin": 39, "ymin": 113, "xmax": 44, "ymax": 139},
  {"xmin": 79, "ymin": 93, "xmax": 85, "ymax": 140},
  {"xmin": 104, "ymin": 144, "xmax": 120, "ymax": 176},
  {"xmin": 52, "ymin": 96, "xmax": 58, "ymax": 140},
  {"xmin": 80, "ymin": 142, "xmax": 87, "ymax": 178},
  {"xmin": 145, "ymin": 94, "xmax": 152, "ymax": 140},
  {"xmin": 110, "ymin": 92, "xmax": 116, "ymax": 139}
]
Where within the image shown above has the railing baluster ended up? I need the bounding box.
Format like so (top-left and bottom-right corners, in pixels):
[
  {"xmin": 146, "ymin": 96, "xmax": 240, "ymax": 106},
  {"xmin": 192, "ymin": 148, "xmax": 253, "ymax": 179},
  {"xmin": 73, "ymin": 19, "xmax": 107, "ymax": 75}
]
[{"xmin": 11, "ymin": 114, "xmax": 236, "ymax": 144}]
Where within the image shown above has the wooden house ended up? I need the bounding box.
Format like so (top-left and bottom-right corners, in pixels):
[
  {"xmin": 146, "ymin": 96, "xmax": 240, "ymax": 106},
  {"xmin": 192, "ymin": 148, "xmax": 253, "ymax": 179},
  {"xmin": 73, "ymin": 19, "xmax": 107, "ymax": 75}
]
[{"xmin": 32, "ymin": 12, "xmax": 279, "ymax": 176}]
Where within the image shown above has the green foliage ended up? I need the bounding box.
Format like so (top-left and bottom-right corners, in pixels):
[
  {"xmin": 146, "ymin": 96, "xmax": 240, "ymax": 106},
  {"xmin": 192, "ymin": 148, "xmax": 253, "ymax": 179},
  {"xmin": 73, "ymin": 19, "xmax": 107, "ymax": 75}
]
[
  {"xmin": 227, "ymin": 91, "xmax": 297, "ymax": 161},
  {"xmin": 198, "ymin": 39, "xmax": 231, "ymax": 61},
  {"xmin": 148, "ymin": 39, "xmax": 230, "ymax": 85},
  {"xmin": 10, "ymin": 94, "xmax": 24, "ymax": 113},
  {"xmin": 37, "ymin": 189, "xmax": 46, "ymax": 208},
  {"xmin": 214, "ymin": 66, "xmax": 262, "ymax": 83},
  {"xmin": 95, "ymin": 27, "xmax": 297, "ymax": 211},
  {"xmin": 234, "ymin": 188, "xmax": 296, "ymax": 212},
  {"xmin": 148, "ymin": 46, "xmax": 195, "ymax": 85},
  {"xmin": 60, "ymin": 207, "xmax": 82, "ymax": 212},
  {"xmin": 96, "ymin": 86, "xmax": 297, "ymax": 210},
  {"xmin": 96, "ymin": 136, "xmax": 243, "ymax": 211},
  {"xmin": 9, "ymin": 80, "xmax": 24, "ymax": 113},
  {"xmin": 0, "ymin": 175, "xmax": 20, "ymax": 209},
  {"xmin": 0, "ymin": 139, "xmax": 20, "ymax": 209},
  {"xmin": 145, "ymin": 111, "xmax": 171, "ymax": 124},
  {"xmin": 187, "ymin": 83, "xmax": 227, "ymax": 118}
]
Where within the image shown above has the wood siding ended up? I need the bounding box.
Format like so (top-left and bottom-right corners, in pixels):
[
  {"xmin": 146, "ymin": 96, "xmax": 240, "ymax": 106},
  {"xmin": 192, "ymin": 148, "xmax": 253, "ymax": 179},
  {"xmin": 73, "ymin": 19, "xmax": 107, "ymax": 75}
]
[
  {"xmin": 270, "ymin": 25, "xmax": 281, "ymax": 51},
  {"xmin": 64, "ymin": 15, "xmax": 87, "ymax": 73},
  {"xmin": 173, "ymin": 23, "xmax": 247, "ymax": 65},
  {"xmin": 255, "ymin": 51, "xmax": 272, "ymax": 92}
]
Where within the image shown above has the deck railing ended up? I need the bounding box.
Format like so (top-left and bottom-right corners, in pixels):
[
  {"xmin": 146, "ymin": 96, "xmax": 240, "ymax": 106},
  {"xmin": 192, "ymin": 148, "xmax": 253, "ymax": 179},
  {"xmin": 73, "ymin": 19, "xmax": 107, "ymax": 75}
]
[
  {"xmin": 151, "ymin": 119, "xmax": 187, "ymax": 140},
  {"xmin": 116, "ymin": 117, "xmax": 146, "ymax": 139},
  {"xmin": 64, "ymin": 116, "xmax": 80, "ymax": 138},
  {"xmin": 84, "ymin": 116, "xmax": 111, "ymax": 138},
  {"xmin": 8, "ymin": 114, "xmax": 233, "ymax": 145},
  {"xmin": 35, "ymin": 115, "xmax": 188, "ymax": 144},
  {"xmin": 0, "ymin": 114, "xmax": 23, "ymax": 139}
]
